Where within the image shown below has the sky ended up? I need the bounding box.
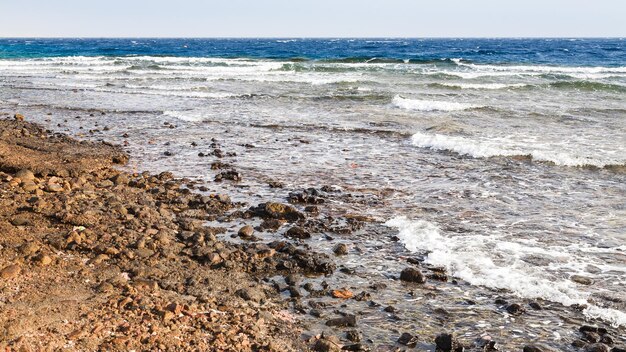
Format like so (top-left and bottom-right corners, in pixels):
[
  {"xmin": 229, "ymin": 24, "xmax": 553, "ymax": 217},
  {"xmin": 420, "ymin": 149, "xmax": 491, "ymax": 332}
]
[{"xmin": 0, "ymin": 0, "xmax": 624, "ymax": 38}]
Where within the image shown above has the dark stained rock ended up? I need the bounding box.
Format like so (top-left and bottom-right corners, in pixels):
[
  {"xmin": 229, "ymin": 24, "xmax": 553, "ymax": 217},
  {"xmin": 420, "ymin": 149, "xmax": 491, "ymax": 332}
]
[
  {"xmin": 505, "ymin": 303, "xmax": 525, "ymax": 315},
  {"xmin": 285, "ymin": 226, "xmax": 311, "ymax": 239},
  {"xmin": 435, "ymin": 333, "xmax": 463, "ymax": 352},
  {"xmin": 585, "ymin": 344, "xmax": 611, "ymax": 352},
  {"xmin": 346, "ymin": 330, "xmax": 361, "ymax": 343},
  {"xmin": 400, "ymin": 268, "xmax": 426, "ymax": 283},
  {"xmin": 397, "ymin": 332, "xmax": 418, "ymax": 348},
  {"xmin": 333, "ymin": 243, "xmax": 348, "ymax": 256},
  {"xmin": 325, "ymin": 314, "xmax": 357, "ymax": 328},
  {"xmin": 238, "ymin": 225, "xmax": 254, "ymax": 238},
  {"xmin": 251, "ymin": 202, "xmax": 305, "ymax": 221}
]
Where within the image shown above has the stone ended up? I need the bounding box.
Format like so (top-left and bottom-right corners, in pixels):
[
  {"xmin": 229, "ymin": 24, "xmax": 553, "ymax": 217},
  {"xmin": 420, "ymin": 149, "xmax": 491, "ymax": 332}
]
[
  {"xmin": 585, "ymin": 344, "xmax": 611, "ymax": 352},
  {"xmin": 400, "ymin": 268, "xmax": 426, "ymax": 283},
  {"xmin": 14, "ymin": 113, "xmax": 25, "ymax": 121},
  {"xmin": 21, "ymin": 181, "xmax": 38, "ymax": 192},
  {"xmin": 346, "ymin": 330, "xmax": 361, "ymax": 342},
  {"xmin": 331, "ymin": 289, "xmax": 353, "ymax": 299},
  {"xmin": 285, "ymin": 226, "xmax": 311, "ymax": 239},
  {"xmin": 333, "ymin": 243, "xmax": 348, "ymax": 256},
  {"xmin": 0, "ymin": 264, "xmax": 21, "ymax": 279},
  {"xmin": 506, "ymin": 303, "xmax": 525, "ymax": 315},
  {"xmin": 571, "ymin": 275, "xmax": 594, "ymax": 285},
  {"xmin": 11, "ymin": 215, "xmax": 30, "ymax": 226},
  {"xmin": 236, "ymin": 288, "xmax": 265, "ymax": 302},
  {"xmin": 435, "ymin": 333, "xmax": 463, "ymax": 352},
  {"xmin": 398, "ymin": 332, "xmax": 418, "ymax": 348},
  {"xmin": 46, "ymin": 183, "xmax": 63, "ymax": 192},
  {"xmin": 35, "ymin": 254, "xmax": 53, "ymax": 266},
  {"xmin": 325, "ymin": 314, "xmax": 357, "ymax": 327},
  {"xmin": 15, "ymin": 169, "xmax": 35, "ymax": 181},
  {"xmin": 238, "ymin": 225, "xmax": 254, "ymax": 238}
]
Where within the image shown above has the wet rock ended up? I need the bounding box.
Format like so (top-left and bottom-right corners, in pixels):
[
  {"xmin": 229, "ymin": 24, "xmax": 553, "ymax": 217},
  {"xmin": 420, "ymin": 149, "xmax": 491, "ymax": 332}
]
[
  {"xmin": 435, "ymin": 333, "xmax": 463, "ymax": 352},
  {"xmin": 612, "ymin": 347, "xmax": 626, "ymax": 352},
  {"xmin": 397, "ymin": 332, "xmax": 418, "ymax": 348},
  {"xmin": 571, "ymin": 275, "xmax": 594, "ymax": 285},
  {"xmin": 215, "ymin": 170, "xmax": 242, "ymax": 182},
  {"xmin": 284, "ymin": 274, "xmax": 299, "ymax": 286},
  {"xmin": 325, "ymin": 314, "xmax": 357, "ymax": 327},
  {"xmin": 346, "ymin": 330, "xmax": 361, "ymax": 343},
  {"xmin": 238, "ymin": 225, "xmax": 254, "ymax": 239},
  {"xmin": 14, "ymin": 113, "xmax": 25, "ymax": 121},
  {"xmin": 342, "ymin": 344, "xmax": 369, "ymax": 351},
  {"xmin": 400, "ymin": 268, "xmax": 426, "ymax": 283},
  {"xmin": 583, "ymin": 331, "xmax": 602, "ymax": 343},
  {"xmin": 529, "ymin": 301, "xmax": 543, "ymax": 310},
  {"xmin": 0, "ymin": 264, "xmax": 21, "ymax": 279},
  {"xmin": 15, "ymin": 169, "xmax": 35, "ymax": 181},
  {"xmin": 580, "ymin": 326, "xmax": 608, "ymax": 335},
  {"xmin": 331, "ymin": 289, "xmax": 354, "ymax": 299},
  {"xmin": 251, "ymin": 202, "xmax": 305, "ymax": 221},
  {"xmin": 333, "ymin": 243, "xmax": 348, "ymax": 256},
  {"xmin": 585, "ymin": 344, "xmax": 611, "ymax": 352},
  {"xmin": 523, "ymin": 345, "xmax": 555, "ymax": 352},
  {"xmin": 259, "ymin": 219, "xmax": 286, "ymax": 231},
  {"xmin": 505, "ymin": 303, "xmax": 525, "ymax": 315},
  {"xmin": 285, "ymin": 226, "xmax": 311, "ymax": 239},
  {"xmin": 313, "ymin": 335, "xmax": 342, "ymax": 352}
]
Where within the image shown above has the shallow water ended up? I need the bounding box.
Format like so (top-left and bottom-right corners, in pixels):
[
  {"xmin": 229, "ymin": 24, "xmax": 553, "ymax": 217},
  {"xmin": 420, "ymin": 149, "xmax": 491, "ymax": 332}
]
[{"xmin": 1, "ymin": 38, "xmax": 625, "ymax": 349}]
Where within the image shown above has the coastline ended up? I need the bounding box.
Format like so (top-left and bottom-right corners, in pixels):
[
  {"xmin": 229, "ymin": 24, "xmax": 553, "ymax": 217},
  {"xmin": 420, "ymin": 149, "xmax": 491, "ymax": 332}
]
[
  {"xmin": 0, "ymin": 117, "xmax": 330, "ymax": 351},
  {"xmin": 1, "ymin": 114, "xmax": 625, "ymax": 351}
]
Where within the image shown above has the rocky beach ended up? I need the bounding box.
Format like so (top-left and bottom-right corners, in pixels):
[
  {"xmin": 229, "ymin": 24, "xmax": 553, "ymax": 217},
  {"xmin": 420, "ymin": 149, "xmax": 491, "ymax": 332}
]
[
  {"xmin": 1, "ymin": 115, "xmax": 624, "ymax": 352},
  {"xmin": 0, "ymin": 38, "xmax": 625, "ymax": 351}
]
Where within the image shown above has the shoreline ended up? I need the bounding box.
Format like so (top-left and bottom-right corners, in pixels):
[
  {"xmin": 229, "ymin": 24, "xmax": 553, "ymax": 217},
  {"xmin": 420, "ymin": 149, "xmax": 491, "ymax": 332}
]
[{"xmin": 1, "ymin": 115, "xmax": 625, "ymax": 352}]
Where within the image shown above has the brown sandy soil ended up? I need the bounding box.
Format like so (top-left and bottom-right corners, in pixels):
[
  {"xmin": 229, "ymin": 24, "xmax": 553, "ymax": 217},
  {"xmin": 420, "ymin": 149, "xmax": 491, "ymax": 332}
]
[{"xmin": 0, "ymin": 118, "xmax": 337, "ymax": 351}]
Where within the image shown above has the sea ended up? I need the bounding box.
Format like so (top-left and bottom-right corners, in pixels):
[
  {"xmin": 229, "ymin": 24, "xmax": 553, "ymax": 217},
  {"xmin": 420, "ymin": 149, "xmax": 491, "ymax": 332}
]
[{"xmin": 1, "ymin": 38, "xmax": 625, "ymax": 348}]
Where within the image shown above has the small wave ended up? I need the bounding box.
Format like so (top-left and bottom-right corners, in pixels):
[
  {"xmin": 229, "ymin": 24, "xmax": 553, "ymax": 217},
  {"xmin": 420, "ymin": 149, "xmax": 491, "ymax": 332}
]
[
  {"xmin": 385, "ymin": 217, "xmax": 626, "ymax": 328},
  {"xmin": 411, "ymin": 131, "xmax": 624, "ymax": 168},
  {"xmin": 392, "ymin": 95, "xmax": 480, "ymax": 112},
  {"xmin": 548, "ymin": 81, "xmax": 626, "ymax": 93},
  {"xmin": 432, "ymin": 82, "xmax": 529, "ymax": 90}
]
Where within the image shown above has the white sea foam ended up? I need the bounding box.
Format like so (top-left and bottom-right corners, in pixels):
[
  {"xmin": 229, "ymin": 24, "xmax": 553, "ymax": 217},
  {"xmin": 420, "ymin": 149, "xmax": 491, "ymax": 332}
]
[
  {"xmin": 384, "ymin": 217, "xmax": 626, "ymax": 327},
  {"xmin": 392, "ymin": 95, "xmax": 479, "ymax": 112},
  {"xmin": 439, "ymin": 82, "xmax": 528, "ymax": 90},
  {"xmin": 411, "ymin": 132, "xmax": 623, "ymax": 167}
]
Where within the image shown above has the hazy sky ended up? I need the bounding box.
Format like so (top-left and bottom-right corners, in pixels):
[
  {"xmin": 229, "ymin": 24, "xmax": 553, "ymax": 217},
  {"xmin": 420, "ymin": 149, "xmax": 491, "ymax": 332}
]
[{"xmin": 1, "ymin": 0, "xmax": 624, "ymax": 37}]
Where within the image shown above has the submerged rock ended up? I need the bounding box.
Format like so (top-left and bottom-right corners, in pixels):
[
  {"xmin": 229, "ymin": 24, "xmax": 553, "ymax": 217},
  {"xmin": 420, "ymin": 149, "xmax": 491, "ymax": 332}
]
[
  {"xmin": 397, "ymin": 332, "xmax": 418, "ymax": 348},
  {"xmin": 400, "ymin": 268, "xmax": 426, "ymax": 283}
]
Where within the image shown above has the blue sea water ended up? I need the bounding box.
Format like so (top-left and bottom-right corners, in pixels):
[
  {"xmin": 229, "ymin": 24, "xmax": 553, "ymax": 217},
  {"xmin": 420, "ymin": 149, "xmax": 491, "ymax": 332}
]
[{"xmin": 0, "ymin": 38, "xmax": 625, "ymax": 66}]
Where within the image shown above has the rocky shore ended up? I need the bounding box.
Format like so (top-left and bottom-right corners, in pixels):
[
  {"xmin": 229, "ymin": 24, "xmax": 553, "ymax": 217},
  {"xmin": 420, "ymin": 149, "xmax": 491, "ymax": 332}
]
[{"xmin": 1, "ymin": 116, "xmax": 625, "ymax": 352}]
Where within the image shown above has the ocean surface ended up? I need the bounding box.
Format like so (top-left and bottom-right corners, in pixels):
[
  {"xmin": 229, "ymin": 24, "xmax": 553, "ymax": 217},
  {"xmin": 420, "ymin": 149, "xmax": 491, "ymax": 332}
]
[{"xmin": 1, "ymin": 38, "xmax": 625, "ymax": 346}]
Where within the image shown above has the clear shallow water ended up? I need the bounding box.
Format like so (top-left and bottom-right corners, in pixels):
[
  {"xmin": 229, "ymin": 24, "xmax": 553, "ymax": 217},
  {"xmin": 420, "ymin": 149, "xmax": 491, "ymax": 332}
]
[{"xmin": 1, "ymin": 39, "xmax": 625, "ymax": 344}]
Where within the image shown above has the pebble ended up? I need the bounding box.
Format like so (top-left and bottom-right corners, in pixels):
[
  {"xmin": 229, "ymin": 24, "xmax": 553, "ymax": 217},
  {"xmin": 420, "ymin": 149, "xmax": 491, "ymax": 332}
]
[
  {"xmin": 435, "ymin": 333, "xmax": 462, "ymax": 352},
  {"xmin": 571, "ymin": 275, "xmax": 594, "ymax": 285},
  {"xmin": 506, "ymin": 303, "xmax": 525, "ymax": 315},
  {"xmin": 285, "ymin": 226, "xmax": 311, "ymax": 239},
  {"xmin": 397, "ymin": 332, "xmax": 418, "ymax": 348},
  {"xmin": 0, "ymin": 264, "xmax": 21, "ymax": 279},
  {"xmin": 238, "ymin": 225, "xmax": 254, "ymax": 238},
  {"xmin": 399, "ymin": 267, "xmax": 426, "ymax": 283},
  {"xmin": 46, "ymin": 183, "xmax": 63, "ymax": 192},
  {"xmin": 325, "ymin": 314, "xmax": 357, "ymax": 327},
  {"xmin": 333, "ymin": 243, "xmax": 348, "ymax": 256},
  {"xmin": 15, "ymin": 169, "xmax": 35, "ymax": 181},
  {"xmin": 14, "ymin": 113, "xmax": 25, "ymax": 121}
]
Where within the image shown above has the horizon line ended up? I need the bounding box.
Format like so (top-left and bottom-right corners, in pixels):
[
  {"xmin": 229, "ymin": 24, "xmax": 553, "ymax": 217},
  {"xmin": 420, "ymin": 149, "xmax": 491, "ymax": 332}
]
[{"xmin": 1, "ymin": 36, "xmax": 624, "ymax": 40}]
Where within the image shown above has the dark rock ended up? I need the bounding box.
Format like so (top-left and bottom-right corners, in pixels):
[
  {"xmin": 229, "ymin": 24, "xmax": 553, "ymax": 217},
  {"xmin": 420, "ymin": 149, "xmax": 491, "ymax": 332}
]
[
  {"xmin": 236, "ymin": 288, "xmax": 265, "ymax": 302},
  {"xmin": 252, "ymin": 202, "xmax": 305, "ymax": 221},
  {"xmin": 215, "ymin": 170, "xmax": 242, "ymax": 182},
  {"xmin": 238, "ymin": 225, "xmax": 254, "ymax": 238},
  {"xmin": 346, "ymin": 330, "xmax": 361, "ymax": 343},
  {"xmin": 585, "ymin": 344, "xmax": 611, "ymax": 352},
  {"xmin": 398, "ymin": 332, "xmax": 418, "ymax": 348},
  {"xmin": 580, "ymin": 326, "xmax": 608, "ymax": 335},
  {"xmin": 342, "ymin": 344, "xmax": 369, "ymax": 351},
  {"xmin": 505, "ymin": 303, "xmax": 525, "ymax": 315},
  {"xmin": 400, "ymin": 268, "xmax": 426, "ymax": 283},
  {"xmin": 529, "ymin": 301, "xmax": 543, "ymax": 310},
  {"xmin": 583, "ymin": 331, "xmax": 601, "ymax": 343},
  {"xmin": 572, "ymin": 340, "xmax": 588, "ymax": 348},
  {"xmin": 333, "ymin": 243, "xmax": 349, "ymax": 256},
  {"xmin": 326, "ymin": 314, "xmax": 357, "ymax": 328},
  {"xmin": 571, "ymin": 275, "xmax": 594, "ymax": 285},
  {"xmin": 611, "ymin": 347, "xmax": 626, "ymax": 352},
  {"xmin": 285, "ymin": 226, "xmax": 311, "ymax": 239},
  {"xmin": 523, "ymin": 345, "xmax": 555, "ymax": 352},
  {"xmin": 435, "ymin": 333, "xmax": 463, "ymax": 352}
]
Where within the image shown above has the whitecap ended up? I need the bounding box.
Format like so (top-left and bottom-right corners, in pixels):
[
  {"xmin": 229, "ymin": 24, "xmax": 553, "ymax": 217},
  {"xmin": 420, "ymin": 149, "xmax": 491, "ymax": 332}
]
[{"xmin": 392, "ymin": 95, "xmax": 479, "ymax": 112}]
